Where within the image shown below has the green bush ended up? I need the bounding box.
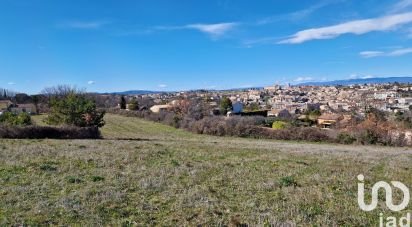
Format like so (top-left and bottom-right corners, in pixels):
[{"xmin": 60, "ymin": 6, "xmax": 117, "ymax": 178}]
[
  {"xmin": 337, "ymin": 132, "xmax": 356, "ymax": 144},
  {"xmin": 0, "ymin": 112, "xmax": 32, "ymax": 126},
  {"xmin": 220, "ymin": 97, "xmax": 232, "ymax": 115},
  {"xmin": 128, "ymin": 98, "xmax": 139, "ymax": 111},
  {"xmin": 279, "ymin": 176, "xmax": 298, "ymax": 187},
  {"xmin": 45, "ymin": 93, "xmax": 105, "ymax": 128},
  {"xmin": 272, "ymin": 121, "xmax": 288, "ymax": 129}
]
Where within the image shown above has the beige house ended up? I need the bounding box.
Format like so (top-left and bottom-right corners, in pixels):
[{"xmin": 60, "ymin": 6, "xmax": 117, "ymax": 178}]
[
  {"xmin": 267, "ymin": 109, "xmax": 291, "ymax": 118},
  {"xmin": 150, "ymin": 104, "xmax": 171, "ymax": 113},
  {"xmin": 10, "ymin": 104, "xmax": 36, "ymax": 114},
  {"xmin": 317, "ymin": 114, "xmax": 343, "ymax": 129},
  {"xmin": 0, "ymin": 100, "xmax": 13, "ymax": 114}
]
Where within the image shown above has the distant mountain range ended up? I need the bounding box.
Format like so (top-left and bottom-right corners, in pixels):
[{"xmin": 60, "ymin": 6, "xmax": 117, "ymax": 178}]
[
  {"xmin": 297, "ymin": 77, "xmax": 412, "ymax": 86},
  {"xmin": 105, "ymin": 87, "xmax": 264, "ymax": 95},
  {"xmin": 102, "ymin": 77, "xmax": 412, "ymax": 95},
  {"xmin": 102, "ymin": 90, "xmax": 163, "ymax": 95}
]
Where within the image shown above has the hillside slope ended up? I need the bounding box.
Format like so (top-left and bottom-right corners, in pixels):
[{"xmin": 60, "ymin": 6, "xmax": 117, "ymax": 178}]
[{"xmin": 1, "ymin": 114, "xmax": 412, "ymax": 225}]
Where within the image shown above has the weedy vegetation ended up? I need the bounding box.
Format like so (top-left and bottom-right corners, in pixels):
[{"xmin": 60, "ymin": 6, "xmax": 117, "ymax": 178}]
[{"xmin": 0, "ymin": 114, "xmax": 412, "ymax": 225}]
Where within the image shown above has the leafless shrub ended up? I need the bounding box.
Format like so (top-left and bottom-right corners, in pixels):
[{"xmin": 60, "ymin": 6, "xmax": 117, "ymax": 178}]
[{"xmin": 0, "ymin": 126, "xmax": 101, "ymax": 139}]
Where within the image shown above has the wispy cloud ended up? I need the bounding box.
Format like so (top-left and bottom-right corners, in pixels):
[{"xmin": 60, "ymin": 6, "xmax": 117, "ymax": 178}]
[
  {"xmin": 293, "ymin": 77, "xmax": 314, "ymax": 82},
  {"xmin": 186, "ymin": 23, "xmax": 237, "ymax": 36},
  {"xmin": 241, "ymin": 37, "xmax": 281, "ymax": 47},
  {"xmin": 156, "ymin": 22, "xmax": 238, "ymax": 38},
  {"xmin": 158, "ymin": 84, "xmax": 167, "ymax": 88},
  {"xmin": 279, "ymin": 12, "xmax": 412, "ymax": 44},
  {"xmin": 359, "ymin": 51, "xmax": 385, "ymax": 58},
  {"xmin": 87, "ymin": 81, "xmax": 95, "ymax": 85},
  {"xmin": 258, "ymin": 0, "xmax": 345, "ymax": 25},
  {"xmin": 349, "ymin": 74, "xmax": 375, "ymax": 79},
  {"xmin": 7, "ymin": 82, "xmax": 15, "ymax": 85},
  {"xmin": 60, "ymin": 20, "xmax": 109, "ymax": 29},
  {"xmin": 391, "ymin": 0, "xmax": 412, "ymax": 13},
  {"xmin": 360, "ymin": 47, "xmax": 412, "ymax": 58}
]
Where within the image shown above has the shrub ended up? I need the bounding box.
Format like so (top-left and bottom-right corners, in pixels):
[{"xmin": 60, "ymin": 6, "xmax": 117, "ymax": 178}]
[
  {"xmin": 220, "ymin": 97, "xmax": 232, "ymax": 115},
  {"xmin": 272, "ymin": 121, "xmax": 288, "ymax": 130},
  {"xmin": 0, "ymin": 125, "xmax": 101, "ymax": 139},
  {"xmin": 279, "ymin": 176, "xmax": 298, "ymax": 187},
  {"xmin": 45, "ymin": 93, "xmax": 105, "ymax": 128},
  {"xmin": 0, "ymin": 112, "xmax": 32, "ymax": 126},
  {"xmin": 128, "ymin": 98, "xmax": 139, "ymax": 111},
  {"xmin": 336, "ymin": 132, "xmax": 356, "ymax": 144}
]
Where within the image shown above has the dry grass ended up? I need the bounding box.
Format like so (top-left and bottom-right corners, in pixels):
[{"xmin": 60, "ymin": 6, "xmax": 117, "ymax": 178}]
[{"xmin": 1, "ymin": 114, "xmax": 412, "ymax": 225}]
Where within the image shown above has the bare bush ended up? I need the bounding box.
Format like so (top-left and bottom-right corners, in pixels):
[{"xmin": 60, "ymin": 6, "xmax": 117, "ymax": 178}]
[{"xmin": 0, "ymin": 126, "xmax": 101, "ymax": 139}]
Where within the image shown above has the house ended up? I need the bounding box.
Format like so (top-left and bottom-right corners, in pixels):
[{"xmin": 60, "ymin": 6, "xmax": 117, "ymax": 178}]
[
  {"xmin": 150, "ymin": 104, "xmax": 171, "ymax": 113},
  {"xmin": 0, "ymin": 100, "xmax": 13, "ymax": 110},
  {"xmin": 317, "ymin": 113, "xmax": 343, "ymax": 129},
  {"xmin": 267, "ymin": 109, "xmax": 291, "ymax": 118},
  {"xmin": 10, "ymin": 104, "xmax": 36, "ymax": 114},
  {"xmin": 0, "ymin": 100, "xmax": 13, "ymax": 115}
]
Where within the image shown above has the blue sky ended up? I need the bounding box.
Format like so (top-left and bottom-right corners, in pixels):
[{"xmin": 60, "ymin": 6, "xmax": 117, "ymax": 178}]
[{"xmin": 2, "ymin": 0, "xmax": 412, "ymax": 93}]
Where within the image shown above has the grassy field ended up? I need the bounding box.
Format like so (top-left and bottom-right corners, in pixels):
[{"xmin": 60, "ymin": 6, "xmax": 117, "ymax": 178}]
[{"xmin": 1, "ymin": 114, "xmax": 412, "ymax": 225}]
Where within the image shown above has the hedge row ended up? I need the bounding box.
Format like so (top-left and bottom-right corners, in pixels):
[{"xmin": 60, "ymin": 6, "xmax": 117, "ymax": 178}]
[{"xmin": 0, "ymin": 126, "xmax": 101, "ymax": 139}]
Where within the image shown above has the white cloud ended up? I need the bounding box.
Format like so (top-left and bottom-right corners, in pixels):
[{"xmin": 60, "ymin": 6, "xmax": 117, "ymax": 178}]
[
  {"xmin": 360, "ymin": 47, "xmax": 412, "ymax": 58},
  {"xmin": 61, "ymin": 21, "xmax": 109, "ymax": 29},
  {"xmin": 361, "ymin": 75, "xmax": 374, "ymax": 79},
  {"xmin": 391, "ymin": 0, "xmax": 412, "ymax": 13},
  {"xmin": 258, "ymin": 0, "xmax": 345, "ymax": 25},
  {"xmin": 388, "ymin": 47, "xmax": 412, "ymax": 56},
  {"xmin": 186, "ymin": 23, "xmax": 237, "ymax": 36},
  {"xmin": 158, "ymin": 84, "xmax": 167, "ymax": 88},
  {"xmin": 348, "ymin": 74, "xmax": 376, "ymax": 79},
  {"xmin": 279, "ymin": 12, "xmax": 412, "ymax": 44},
  {"xmin": 155, "ymin": 22, "xmax": 237, "ymax": 38},
  {"xmin": 359, "ymin": 51, "xmax": 385, "ymax": 58},
  {"xmin": 293, "ymin": 77, "xmax": 314, "ymax": 82},
  {"xmin": 7, "ymin": 82, "xmax": 15, "ymax": 85},
  {"xmin": 87, "ymin": 81, "xmax": 95, "ymax": 85}
]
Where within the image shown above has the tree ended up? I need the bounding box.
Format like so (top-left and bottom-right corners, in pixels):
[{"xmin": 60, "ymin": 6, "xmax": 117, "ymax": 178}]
[
  {"xmin": 31, "ymin": 95, "xmax": 40, "ymax": 114},
  {"xmin": 220, "ymin": 97, "xmax": 232, "ymax": 115},
  {"xmin": 128, "ymin": 98, "xmax": 139, "ymax": 111},
  {"xmin": 246, "ymin": 102, "xmax": 260, "ymax": 112},
  {"xmin": 120, "ymin": 95, "xmax": 127, "ymax": 109},
  {"xmin": 45, "ymin": 91, "xmax": 105, "ymax": 128},
  {"xmin": 15, "ymin": 93, "xmax": 32, "ymax": 104}
]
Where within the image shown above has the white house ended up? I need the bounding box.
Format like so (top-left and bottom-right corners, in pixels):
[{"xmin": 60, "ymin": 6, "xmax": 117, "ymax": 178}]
[{"xmin": 150, "ymin": 104, "xmax": 171, "ymax": 113}]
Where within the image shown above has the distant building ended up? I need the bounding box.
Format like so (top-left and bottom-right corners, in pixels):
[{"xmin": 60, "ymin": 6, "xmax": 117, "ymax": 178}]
[
  {"xmin": 0, "ymin": 100, "xmax": 13, "ymax": 115},
  {"xmin": 10, "ymin": 104, "xmax": 36, "ymax": 114},
  {"xmin": 0, "ymin": 100, "xmax": 13, "ymax": 109},
  {"xmin": 317, "ymin": 114, "xmax": 343, "ymax": 129},
  {"xmin": 267, "ymin": 109, "xmax": 291, "ymax": 118},
  {"xmin": 264, "ymin": 84, "xmax": 281, "ymax": 91},
  {"xmin": 150, "ymin": 104, "xmax": 171, "ymax": 113}
]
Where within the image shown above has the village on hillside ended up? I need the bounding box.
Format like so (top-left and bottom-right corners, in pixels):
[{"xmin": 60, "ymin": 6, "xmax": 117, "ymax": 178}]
[
  {"xmin": 112, "ymin": 82, "xmax": 412, "ymax": 129},
  {"xmin": 2, "ymin": 82, "xmax": 412, "ymax": 130}
]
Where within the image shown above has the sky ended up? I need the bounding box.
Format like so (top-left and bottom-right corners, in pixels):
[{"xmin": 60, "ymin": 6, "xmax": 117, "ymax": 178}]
[{"xmin": 2, "ymin": 0, "xmax": 412, "ymax": 94}]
